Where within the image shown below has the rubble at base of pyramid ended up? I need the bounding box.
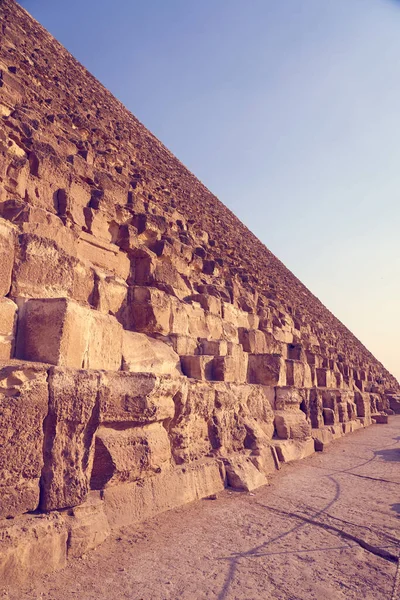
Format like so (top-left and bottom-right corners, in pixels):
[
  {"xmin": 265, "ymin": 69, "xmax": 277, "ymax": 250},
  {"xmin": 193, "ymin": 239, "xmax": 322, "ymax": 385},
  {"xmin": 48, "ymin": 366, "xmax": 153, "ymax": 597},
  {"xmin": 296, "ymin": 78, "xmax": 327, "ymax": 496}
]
[{"xmin": 0, "ymin": 0, "xmax": 399, "ymax": 585}]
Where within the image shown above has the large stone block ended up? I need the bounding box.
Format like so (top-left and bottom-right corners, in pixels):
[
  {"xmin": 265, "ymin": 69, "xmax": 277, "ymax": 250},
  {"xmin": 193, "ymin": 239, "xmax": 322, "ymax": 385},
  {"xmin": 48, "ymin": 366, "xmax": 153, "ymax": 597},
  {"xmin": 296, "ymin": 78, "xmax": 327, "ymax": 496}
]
[
  {"xmin": 224, "ymin": 456, "xmax": 268, "ymax": 491},
  {"xmin": 76, "ymin": 231, "xmax": 130, "ymax": 279},
  {"xmin": 0, "ymin": 513, "xmax": 68, "ymax": 586},
  {"xmin": 0, "ymin": 297, "xmax": 17, "ymax": 360},
  {"xmin": 103, "ymin": 459, "xmax": 224, "ymax": 530},
  {"xmin": 169, "ymin": 380, "xmax": 214, "ymax": 464},
  {"xmin": 17, "ymin": 298, "xmax": 123, "ymax": 370},
  {"xmin": 181, "ymin": 355, "xmax": 214, "ymax": 380},
  {"xmin": 122, "ymin": 331, "xmax": 182, "ymax": 376},
  {"xmin": 238, "ymin": 328, "xmax": 267, "ymax": 354},
  {"xmin": 213, "ymin": 353, "xmax": 248, "ymax": 384},
  {"xmin": 0, "ymin": 217, "xmax": 15, "ymax": 296},
  {"xmin": 11, "ymin": 233, "xmax": 77, "ymax": 299},
  {"xmin": 90, "ymin": 422, "xmax": 171, "ymax": 489},
  {"xmin": 40, "ymin": 368, "xmax": 101, "ymax": 511},
  {"xmin": 274, "ymin": 411, "xmax": 311, "ymax": 440},
  {"xmin": 94, "ymin": 272, "xmax": 127, "ymax": 315},
  {"xmin": 0, "ymin": 362, "xmax": 48, "ymax": 518},
  {"xmin": 99, "ymin": 371, "xmax": 182, "ymax": 425},
  {"xmin": 128, "ymin": 287, "xmax": 171, "ymax": 335},
  {"xmin": 247, "ymin": 354, "xmax": 286, "ymax": 386},
  {"xmin": 272, "ymin": 438, "xmax": 315, "ymax": 464}
]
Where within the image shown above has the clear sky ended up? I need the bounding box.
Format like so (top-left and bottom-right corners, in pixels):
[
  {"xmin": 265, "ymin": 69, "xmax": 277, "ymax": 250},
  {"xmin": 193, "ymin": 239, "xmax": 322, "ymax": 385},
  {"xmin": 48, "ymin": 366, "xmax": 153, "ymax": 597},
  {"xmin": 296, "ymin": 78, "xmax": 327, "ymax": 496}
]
[{"xmin": 19, "ymin": 0, "xmax": 400, "ymax": 382}]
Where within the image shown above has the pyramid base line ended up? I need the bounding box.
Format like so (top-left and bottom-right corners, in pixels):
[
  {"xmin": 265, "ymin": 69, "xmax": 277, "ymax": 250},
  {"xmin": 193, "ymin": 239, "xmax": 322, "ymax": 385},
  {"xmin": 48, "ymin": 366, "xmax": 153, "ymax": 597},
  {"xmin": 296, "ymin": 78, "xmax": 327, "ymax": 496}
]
[{"xmin": 0, "ymin": 360, "xmax": 393, "ymax": 587}]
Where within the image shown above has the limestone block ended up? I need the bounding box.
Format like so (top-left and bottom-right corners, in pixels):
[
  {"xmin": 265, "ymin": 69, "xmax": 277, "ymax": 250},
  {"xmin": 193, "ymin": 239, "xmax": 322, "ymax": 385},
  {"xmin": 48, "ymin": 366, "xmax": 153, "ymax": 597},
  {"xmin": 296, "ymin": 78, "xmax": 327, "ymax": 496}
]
[
  {"xmin": 0, "ymin": 514, "xmax": 68, "ymax": 586},
  {"xmin": 264, "ymin": 331, "xmax": 286, "ymax": 355},
  {"xmin": 11, "ymin": 233, "xmax": 77, "ymax": 299},
  {"xmin": 224, "ymin": 456, "xmax": 268, "ymax": 491},
  {"xmin": 213, "ymin": 354, "xmax": 248, "ymax": 384},
  {"xmin": 316, "ymin": 368, "xmax": 328, "ymax": 387},
  {"xmin": 275, "ymin": 386, "xmax": 305, "ymax": 410},
  {"xmin": 0, "ymin": 297, "xmax": 17, "ymax": 359},
  {"xmin": 90, "ymin": 422, "xmax": 171, "ymax": 489},
  {"xmin": 40, "ymin": 368, "xmax": 101, "ymax": 511},
  {"xmin": 0, "ymin": 362, "xmax": 48, "ymax": 518},
  {"xmin": 387, "ymin": 394, "xmax": 400, "ymax": 414},
  {"xmin": 222, "ymin": 303, "xmax": 251, "ymax": 329},
  {"xmin": 102, "ymin": 460, "xmax": 224, "ymax": 530},
  {"xmin": 247, "ymin": 354, "xmax": 286, "ymax": 386},
  {"xmin": 190, "ymin": 293, "xmax": 222, "ymax": 316},
  {"xmin": 98, "ymin": 371, "xmax": 182, "ymax": 424},
  {"xmin": 342, "ymin": 419, "xmax": 363, "ymax": 434},
  {"xmin": 286, "ymin": 360, "xmax": 304, "ymax": 387},
  {"xmin": 66, "ymin": 178, "xmax": 91, "ymax": 228},
  {"xmin": 94, "ymin": 272, "xmax": 127, "ymax": 315},
  {"xmin": 222, "ymin": 321, "xmax": 239, "ymax": 343},
  {"xmin": 308, "ymin": 388, "xmax": 324, "ymax": 429},
  {"xmin": 187, "ymin": 303, "xmax": 210, "ymax": 339},
  {"xmin": 17, "ymin": 298, "xmax": 123, "ymax": 370},
  {"xmin": 170, "ymin": 334, "xmax": 198, "ymax": 356},
  {"xmin": 76, "ymin": 231, "xmax": 130, "ymax": 279},
  {"xmin": 354, "ymin": 392, "xmax": 371, "ymax": 417},
  {"xmin": 199, "ymin": 339, "xmax": 228, "ymax": 356},
  {"xmin": 169, "ymin": 381, "xmax": 214, "ymax": 463},
  {"xmin": 272, "ymin": 438, "xmax": 315, "ymax": 463},
  {"xmin": 245, "ymin": 385, "xmax": 276, "ymax": 432},
  {"xmin": 250, "ymin": 446, "xmax": 280, "ymax": 475},
  {"xmin": 153, "ymin": 257, "xmax": 192, "ymax": 296},
  {"xmin": 371, "ymin": 413, "xmax": 389, "ymax": 424},
  {"xmin": 239, "ymin": 328, "xmax": 267, "ymax": 354},
  {"xmin": 122, "ymin": 331, "xmax": 182, "ymax": 376},
  {"xmin": 205, "ymin": 312, "xmax": 224, "ymax": 340},
  {"xmin": 129, "ymin": 287, "xmax": 171, "ymax": 335},
  {"xmin": 312, "ymin": 427, "xmax": 340, "ymax": 451},
  {"xmin": 181, "ymin": 355, "xmax": 214, "ymax": 380},
  {"xmin": 274, "ymin": 411, "xmax": 311, "ymax": 440},
  {"xmin": 0, "ymin": 217, "xmax": 15, "ymax": 296},
  {"xmin": 64, "ymin": 493, "xmax": 110, "ymax": 559},
  {"xmin": 71, "ymin": 260, "xmax": 96, "ymax": 306},
  {"xmin": 323, "ymin": 408, "xmax": 336, "ymax": 426},
  {"xmin": 169, "ymin": 297, "xmax": 190, "ymax": 335},
  {"xmin": 84, "ymin": 208, "xmax": 113, "ymax": 242},
  {"xmin": 88, "ymin": 311, "xmax": 123, "ymax": 370}
]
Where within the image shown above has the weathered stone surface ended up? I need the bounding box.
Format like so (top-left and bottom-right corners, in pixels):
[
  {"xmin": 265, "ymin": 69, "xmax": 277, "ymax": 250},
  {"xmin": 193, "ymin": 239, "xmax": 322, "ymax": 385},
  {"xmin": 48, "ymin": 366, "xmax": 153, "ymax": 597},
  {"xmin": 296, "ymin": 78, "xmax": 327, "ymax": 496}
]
[
  {"xmin": 247, "ymin": 354, "xmax": 286, "ymax": 386},
  {"xmin": 0, "ymin": 297, "xmax": 17, "ymax": 360},
  {"xmin": 0, "ymin": 514, "xmax": 68, "ymax": 586},
  {"xmin": 0, "ymin": 218, "xmax": 15, "ymax": 297},
  {"xmin": 17, "ymin": 298, "xmax": 123, "ymax": 370},
  {"xmin": 99, "ymin": 371, "xmax": 181, "ymax": 425},
  {"xmin": 40, "ymin": 368, "xmax": 100, "ymax": 511},
  {"xmin": 274, "ymin": 411, "xmax": 311, "ymax": 440},
  {"xmin": 63, "ymin": 493, "xmax": 110, "ymax": 559},
  {"xmin": 213, "ymin": 353, "xmax": 248, "ymax": 384},
  {"xmin": 0, "ymin": 362, "xmax": 48, "ymax": 518},
  {"xmin": 91, "ymin": 423, "xmax": 171, "ymax": 489},
  {"xmin": 103, "ymin": 460, "xmax": 224, "ymax": 530},
  {"xmin": 122, "ymin": 331, "xmax": 181, "ymax": 376},
  {"xmin": 128, "ymin": 287, "xmax": 171, "ymax": 335},
  {"xmin": 272, "ymin": 438, "xmax": 315, "ymax": 463},
  {"xmin": 224, "ymin": 456, "xmax": 268, "ymax": 491},
  {"xmin": 181, "ymin": 355, "xmax": 214, "ymax": 380}
]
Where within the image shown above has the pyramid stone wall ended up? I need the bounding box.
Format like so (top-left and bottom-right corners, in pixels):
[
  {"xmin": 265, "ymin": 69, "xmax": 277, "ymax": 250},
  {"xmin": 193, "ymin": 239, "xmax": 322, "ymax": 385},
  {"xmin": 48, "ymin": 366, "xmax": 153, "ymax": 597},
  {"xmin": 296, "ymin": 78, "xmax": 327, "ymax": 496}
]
[{"xmin": 0, "ymin": 0, "xmax": 399, "ymax": 584}]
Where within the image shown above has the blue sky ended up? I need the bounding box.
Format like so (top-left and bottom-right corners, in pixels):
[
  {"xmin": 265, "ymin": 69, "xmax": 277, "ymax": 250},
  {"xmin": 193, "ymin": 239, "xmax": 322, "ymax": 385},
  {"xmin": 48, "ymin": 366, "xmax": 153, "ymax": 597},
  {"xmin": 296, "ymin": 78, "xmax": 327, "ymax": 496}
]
[{"xmin": 20, "ymin": 0, "xmax": 400, "ymax": 381}]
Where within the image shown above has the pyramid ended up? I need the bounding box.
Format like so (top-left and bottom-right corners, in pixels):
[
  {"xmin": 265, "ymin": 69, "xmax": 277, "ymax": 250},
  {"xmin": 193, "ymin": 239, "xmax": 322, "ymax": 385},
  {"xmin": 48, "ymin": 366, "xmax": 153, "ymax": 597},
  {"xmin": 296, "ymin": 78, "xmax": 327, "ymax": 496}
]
[{"xmin": 0, "ymin": 0, "xmax": 399, "ymax": 584}]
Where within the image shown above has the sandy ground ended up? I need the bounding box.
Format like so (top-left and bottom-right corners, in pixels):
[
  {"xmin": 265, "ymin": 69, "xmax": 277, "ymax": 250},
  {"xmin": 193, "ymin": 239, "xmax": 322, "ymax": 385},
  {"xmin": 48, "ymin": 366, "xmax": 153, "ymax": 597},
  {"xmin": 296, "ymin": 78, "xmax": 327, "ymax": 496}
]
[{"xmin": 9, "ymin": 417, "xmax": 400, "ymax": 600}]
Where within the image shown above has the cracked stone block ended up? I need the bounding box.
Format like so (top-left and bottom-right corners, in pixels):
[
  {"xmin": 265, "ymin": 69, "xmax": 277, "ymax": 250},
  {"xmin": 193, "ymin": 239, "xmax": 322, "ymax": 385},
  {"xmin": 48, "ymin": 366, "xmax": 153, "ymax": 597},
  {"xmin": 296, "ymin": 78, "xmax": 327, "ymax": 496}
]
[
  {"xmin": 0, "ymin": 362, "xmax": 48, "ymax": 518},
  {"xmin": 40, "ymin": 368, "xmax": 101, "ymax": 511}
]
